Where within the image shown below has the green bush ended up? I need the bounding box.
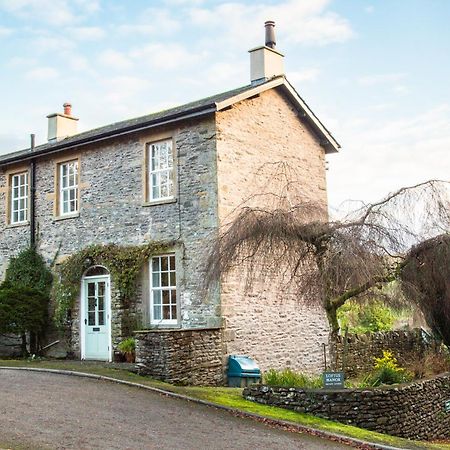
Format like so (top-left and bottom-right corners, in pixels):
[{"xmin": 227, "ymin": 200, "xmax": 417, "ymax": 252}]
[
  {"xmin": 0, "ymin": 247, "xmax": 52, "ymax": 355},
  {"xmin": 0, "ymin": 287, "xmax": 48, "ymax": 335},
  {"xmin": 263, "ymin": 368, "xmax": 323, "ymax": 388},
  {"xmin": 2, "ymin": 247, "xmax": 52, "ymax": 295},
  {"xmin": 337, "ymin": 300, "xmax": 395, "ymax": 334},
  {"xmin": 366, "ymin": 350, "xmax": 413, "ymax": 386}
]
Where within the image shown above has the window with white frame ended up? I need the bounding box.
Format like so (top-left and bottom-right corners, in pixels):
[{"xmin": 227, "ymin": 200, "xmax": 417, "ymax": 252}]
[
  {"xmin": 10, "ymin": 172, "xmax": 28, "ymax": 224},
  {"xmin": 59, "ymin": 160, "xmax": 79, "ymax": 215},
  {"xmin": 147, "ymin": 140, "xmax": 174, "ymax": 202},
  {"xmin": 150, "ymin": 254, "xmax": 177, "ymax": 324}
]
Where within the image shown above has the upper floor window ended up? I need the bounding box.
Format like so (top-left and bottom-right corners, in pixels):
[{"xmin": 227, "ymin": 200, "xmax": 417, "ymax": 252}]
[
  {"xmin": 147, "ymin": 140, "xmax": 174, "ymax": 202},
  {"xmin": 10, "ymin": 172, "xmax": 28, "ymax": 224},
  {"xmin": 150, "ymin": 254, "xmax": 177, "ymax": 325},
  {"xmin": 58, "ymin": 160, "xmax": 79, "ymax": 216}
]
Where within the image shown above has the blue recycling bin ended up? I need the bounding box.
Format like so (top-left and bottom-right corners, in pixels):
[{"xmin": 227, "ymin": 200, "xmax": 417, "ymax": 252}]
[{"xmin": 227, "ymin": 355, "xmax": 261, "ymax": 387}]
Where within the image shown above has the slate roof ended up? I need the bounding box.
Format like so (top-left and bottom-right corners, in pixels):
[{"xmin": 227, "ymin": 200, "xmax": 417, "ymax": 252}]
[{"xmin": 0, "ymin": 76, "xmax": 339, "ymax": 165}]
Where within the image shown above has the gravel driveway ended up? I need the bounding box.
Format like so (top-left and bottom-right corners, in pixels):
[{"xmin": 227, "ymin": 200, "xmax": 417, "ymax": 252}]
[{"xmin": 0, "ymin": 370, "xmax": 350, "ymax": 450}]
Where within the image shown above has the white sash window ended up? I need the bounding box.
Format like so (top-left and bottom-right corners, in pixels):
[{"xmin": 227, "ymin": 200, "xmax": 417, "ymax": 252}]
[
  {"xmin": 59, "ymin": 160, "xmax": 79, "ymax": 215},
  {"xmin": 148, "ymin": 140, "xmax": 174, "ymax": 201},
  {"xmin": 10, "ymin": 172, "xmax": 28, "ymax": 224},
  {"xmin": 150, "ymin": 254, "xmax": 177, "ymax": 325}
]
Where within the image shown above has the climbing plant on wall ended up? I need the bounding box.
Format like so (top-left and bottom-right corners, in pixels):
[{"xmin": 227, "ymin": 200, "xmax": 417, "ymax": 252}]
[{"xmin": 52, "ymin": 241, "xmax": 176, "ymax": 329}]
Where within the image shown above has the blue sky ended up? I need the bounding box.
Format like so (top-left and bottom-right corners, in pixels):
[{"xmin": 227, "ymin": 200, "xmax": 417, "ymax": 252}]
[{"xmin": 0, "ymin": 0, "xmax": 449, "ymax": 211}]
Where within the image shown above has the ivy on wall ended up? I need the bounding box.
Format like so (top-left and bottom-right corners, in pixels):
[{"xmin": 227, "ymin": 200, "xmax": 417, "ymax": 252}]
[{"xmin": 53, "ymin": 241, "xmax": 176, "ymax": 328}]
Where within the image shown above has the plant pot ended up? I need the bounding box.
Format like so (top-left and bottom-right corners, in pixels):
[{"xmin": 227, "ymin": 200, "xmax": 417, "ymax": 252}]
[{"xmin": 125, "ymin": 352, "xmax": 135, "ymax": 363}]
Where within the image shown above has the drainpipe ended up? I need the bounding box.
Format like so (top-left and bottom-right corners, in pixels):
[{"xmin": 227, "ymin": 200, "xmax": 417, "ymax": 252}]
[{"xmin": 30, "ymin": 134, "xmax": 36, "ymax": 247}]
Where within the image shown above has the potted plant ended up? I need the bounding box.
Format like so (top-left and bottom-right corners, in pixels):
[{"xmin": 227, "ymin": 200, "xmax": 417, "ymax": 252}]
[{"xmin": 118, "ymin": 337, "xmax": 136, "ymax": 363}]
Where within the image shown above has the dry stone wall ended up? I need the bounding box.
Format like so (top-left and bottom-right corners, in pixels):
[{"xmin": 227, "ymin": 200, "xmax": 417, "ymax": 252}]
[
  {"xmin": 332, "ymin": 329, "xmax": 436, "ymax": 376},
  {"xmin": 135, "ymin": 328, "xmax": 224, "ymax": 386},
  {"xmin": 244, "ymin": 373, "xmax": 450, "ymax": 440}
]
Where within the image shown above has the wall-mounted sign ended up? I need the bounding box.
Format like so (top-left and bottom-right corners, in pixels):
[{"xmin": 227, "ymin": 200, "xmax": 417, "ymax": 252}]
[
  {"xmin": 323, "ymin": 371, "xmax": 345, "ymax": 389},
  {"xmin": 445, "ymin": 400, "xmax": 450, "ymax": 413}
]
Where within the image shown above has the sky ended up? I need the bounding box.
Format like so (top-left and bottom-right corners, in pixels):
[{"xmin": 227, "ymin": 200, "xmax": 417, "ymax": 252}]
[{"xmin": 0, "ymin": 0, "xmax": 449, "ymax": 212}]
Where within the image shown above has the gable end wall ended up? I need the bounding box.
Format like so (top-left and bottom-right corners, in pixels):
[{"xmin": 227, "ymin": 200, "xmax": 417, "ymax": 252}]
[{"xmin": 216, "ymin": 88, "xmax": 330, "ymax": 374}]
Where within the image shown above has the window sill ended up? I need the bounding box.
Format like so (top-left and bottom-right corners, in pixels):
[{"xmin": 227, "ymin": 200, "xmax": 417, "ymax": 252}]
[
  {"xmin": 6, "ymin": 221, "xmax": 29, "ymax": 229},
  {"xmin": 53, "ymin": 212, "xmax": 80, "ymax": 222},
  {"xmin": 148, "ymin": 322, "xmax": 180, "ymax": 329},
  {"xmin": 142, "ymin": 197, "xmax": 177, "ymax": 207}
]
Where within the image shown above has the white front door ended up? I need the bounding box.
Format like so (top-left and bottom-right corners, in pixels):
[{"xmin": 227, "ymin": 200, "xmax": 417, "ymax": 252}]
[{"xmin": 82, "ymin": 276, "xmax": 110, "ymax": 361}]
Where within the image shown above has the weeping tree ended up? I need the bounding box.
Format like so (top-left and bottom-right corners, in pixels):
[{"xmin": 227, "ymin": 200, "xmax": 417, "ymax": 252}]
[
  {"xmin": 206, "ymin": 173, "xmax": 449, "ymax": 337},
  {"xmin": 401, "ymin": 234, "xmax": 450, "ymax": 346}
]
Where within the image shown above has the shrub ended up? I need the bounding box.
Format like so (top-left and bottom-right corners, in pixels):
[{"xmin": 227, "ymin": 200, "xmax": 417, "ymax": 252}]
[
  {"xmin": 0, "ymin": 247, "xmax": 52, "ymax": 355},
  {"xmin": 0, "ymin": 287, "xmax": 48, "ymax": 336},
  {"xmin": 263, "ymin": 368, "xmax": 323, "ymax": 388},
  {"xmin": 368, "ymin": 350, "xmax": 412, "ymax": 386},
  {"xmin": 337, "ymin": 299, "xmax": 395, "ymax": 334},
  {"xmin": 2, "ymin": 247, "xmax": 52, "ymax": 295},
  {"xmin": 118, "ymin": 337, "xmax": 136, "ymax": 354},
  {"xmin": 406, "ymin": 351, "xmax": 450, "ymax": 379}
]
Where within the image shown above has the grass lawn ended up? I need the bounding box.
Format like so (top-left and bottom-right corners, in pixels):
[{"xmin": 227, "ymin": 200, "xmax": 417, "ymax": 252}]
[{"xmin": 0, "ymin": 359, "xmax": 449, "ymax": 450}]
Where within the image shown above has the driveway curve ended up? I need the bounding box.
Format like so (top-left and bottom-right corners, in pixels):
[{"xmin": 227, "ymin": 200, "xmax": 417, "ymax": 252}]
[{"xmin": 0, "ymin": 370, "xmax": 351, "ymax": 450}]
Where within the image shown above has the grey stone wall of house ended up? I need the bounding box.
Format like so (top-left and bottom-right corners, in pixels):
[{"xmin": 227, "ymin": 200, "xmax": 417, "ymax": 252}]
[
  {"xmin": 0, "ymin": 115, "xmax": 221, "ymax": 357},
  {"xmin": 244, "ymin": 373, "xmax": 450, "ymax": 440},
  {"xmin": 135, "ymin": 328, "xmax": 224, "ymax": 386},
  {"xmin": 332, "ymin": 329, "xmax": 437, "ymax": 377}
]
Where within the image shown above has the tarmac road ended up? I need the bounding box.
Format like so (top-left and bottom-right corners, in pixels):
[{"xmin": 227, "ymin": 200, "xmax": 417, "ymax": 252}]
[{"xmin": 0, "ymin": 370, "xmax": 351, "ymax": 449}]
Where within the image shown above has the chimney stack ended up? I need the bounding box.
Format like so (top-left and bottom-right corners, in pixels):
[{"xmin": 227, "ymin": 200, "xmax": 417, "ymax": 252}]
[
  {"xmin": 249, "ymin": 21, "xmax": 284, "ymax": 85},
  {"xmin": 47, "ymin": 103, "xmax": 79, "ymax": 142}
]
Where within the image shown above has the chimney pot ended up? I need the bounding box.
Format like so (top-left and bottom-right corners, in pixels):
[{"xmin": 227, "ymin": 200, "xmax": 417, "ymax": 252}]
[
  {"xmin": 264, "ymin": 20, "xmax": 276, "ymax": 49},
  {"xmin": 63, "ymin": 102, "xmax": 72, "ymax": 116}
]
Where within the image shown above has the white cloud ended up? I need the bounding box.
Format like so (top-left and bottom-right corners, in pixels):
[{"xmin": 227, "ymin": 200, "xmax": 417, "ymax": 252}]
[
  {"xmin": 24, "ymin": 66, "xmax": 60, "ymax": 81},
  {"xmin": 368, "ymin": 102, "xmax": 395, "ymax": 112},
  {"xmin": 118, "ymin": 8, "xmax": 180, "ymax": 36},
  {"xmin": 33, "ymin": 35, "xmax": 76, "ymax": 53},
  {"xmin": 102, "ymin": 76, "xmax": 149, "ymax": 103},
  {"xmin": 392, "ymin": 84, "xmax": 410, "ymax": 95},
  {"xmin": 293, "ymin": 12, "xmax": 354, "ymax": 45},
  {"xmin": 0, "ymin": 0, "xmax": 75, "ymax": 25},
  {"xmin": 164, "ymin": 0, "xmax": 204, "ymax": 5},
  {"xmin": 130, "ymin": 43, "xmax": 201, "ymax": 70},
  {"xmin": 289, "ymin": 68, "xmax": 321, "ymax": 83},
  {"xmin": 7, "ymin": 56, "xmax": 38, "ymax": 68},
  {"xmin": 68, "ymin": 26, "xmax": 105, "ymax": 41},
  {"xmin": 0, "ymin": 0, "xmax": 99, "ymax": 25},
  {"xmin": 327, "ymin": 105, "xmax": 450, "ymax": 209},
  {"xmin": 67, "ymin": 54, "xmax": 90, "ymax": 72},
  {"xmin": 99, "ymin": 49, "xmax": 133, "ymax": 70},
  {"xmin": 0, "ymin": 26, "xmax": 13, "ymax": 37},
  {"xmin": 357, "ymin": 73, "xmax": 406, "ymax": 86},
  {"xmin": 204, "ymin": 61, "xmax": 244, "ymax": 87},
  {"xmin": 188, "ymin": 0, "xmax": 354, "ymax": 47},
  {"xmin": 73, "ymin": 0, "xmax": 101, "ymax": 14}
]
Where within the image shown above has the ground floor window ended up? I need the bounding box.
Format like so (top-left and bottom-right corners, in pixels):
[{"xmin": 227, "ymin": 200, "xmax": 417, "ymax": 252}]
[{"xmin": 150, "ymin": 254, "xmax": 177, "ymax": 325}]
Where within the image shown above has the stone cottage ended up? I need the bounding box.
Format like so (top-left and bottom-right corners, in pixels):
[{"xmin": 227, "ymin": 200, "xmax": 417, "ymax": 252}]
[{"xmin": 0, "ymin": 23, "xmax": 340, "ymax": 384}]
